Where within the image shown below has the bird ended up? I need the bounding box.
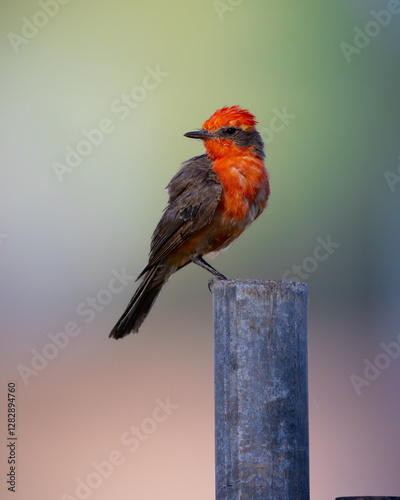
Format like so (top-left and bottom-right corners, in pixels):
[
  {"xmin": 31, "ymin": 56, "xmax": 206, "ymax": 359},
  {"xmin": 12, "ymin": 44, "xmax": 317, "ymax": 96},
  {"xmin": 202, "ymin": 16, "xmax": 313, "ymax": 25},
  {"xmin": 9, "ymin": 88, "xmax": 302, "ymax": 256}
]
[{"xmin": 109, "ymin": 105, "xmax": 270, "ymax": 339}]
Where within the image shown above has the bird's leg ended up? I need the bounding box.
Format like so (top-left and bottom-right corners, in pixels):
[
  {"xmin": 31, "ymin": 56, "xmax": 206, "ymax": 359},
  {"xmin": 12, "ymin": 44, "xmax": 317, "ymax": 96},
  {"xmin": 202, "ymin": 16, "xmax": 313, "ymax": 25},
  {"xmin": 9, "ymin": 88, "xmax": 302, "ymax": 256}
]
[{"xmin": 190, "ymin": 256, "xmax": 228, "ymax": 280}]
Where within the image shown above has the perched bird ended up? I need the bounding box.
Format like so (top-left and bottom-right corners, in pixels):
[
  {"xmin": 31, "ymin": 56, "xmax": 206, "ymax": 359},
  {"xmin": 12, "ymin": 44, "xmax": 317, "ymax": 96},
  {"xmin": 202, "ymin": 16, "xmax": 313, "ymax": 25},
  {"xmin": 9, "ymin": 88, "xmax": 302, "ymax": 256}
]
[{"xmin": 110, "ymin": 106, "xmax": 270, "ymax": 339}]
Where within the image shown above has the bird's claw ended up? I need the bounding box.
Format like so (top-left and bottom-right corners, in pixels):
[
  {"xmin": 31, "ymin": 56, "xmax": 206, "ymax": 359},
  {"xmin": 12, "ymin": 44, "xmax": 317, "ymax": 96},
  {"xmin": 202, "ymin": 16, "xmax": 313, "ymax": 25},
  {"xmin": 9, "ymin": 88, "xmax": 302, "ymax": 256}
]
[{"xmin": 208, "ymin": 276, "xmax": 229, "ymax": 293}]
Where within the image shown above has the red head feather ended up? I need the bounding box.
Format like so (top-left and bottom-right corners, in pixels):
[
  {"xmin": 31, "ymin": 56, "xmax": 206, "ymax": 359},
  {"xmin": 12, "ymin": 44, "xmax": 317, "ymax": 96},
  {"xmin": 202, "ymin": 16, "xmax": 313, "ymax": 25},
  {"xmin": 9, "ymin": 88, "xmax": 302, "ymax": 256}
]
[{"xmin": 202, "ymin": 106, "xmax": 258, "ymax": 132}]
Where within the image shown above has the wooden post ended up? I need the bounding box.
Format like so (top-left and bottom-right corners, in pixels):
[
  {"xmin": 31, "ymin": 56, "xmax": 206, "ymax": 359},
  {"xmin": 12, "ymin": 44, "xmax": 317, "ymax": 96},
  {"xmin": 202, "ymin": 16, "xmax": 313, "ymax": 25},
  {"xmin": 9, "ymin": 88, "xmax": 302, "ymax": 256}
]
[{"xmin": 212, "ymin": 280, "xmax": 309, "ymax": 500}]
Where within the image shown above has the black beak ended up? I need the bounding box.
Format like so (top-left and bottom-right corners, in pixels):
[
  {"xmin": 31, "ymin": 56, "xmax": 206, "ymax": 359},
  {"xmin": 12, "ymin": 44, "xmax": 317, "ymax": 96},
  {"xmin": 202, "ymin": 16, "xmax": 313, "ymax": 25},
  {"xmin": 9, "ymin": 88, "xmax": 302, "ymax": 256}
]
[{"xmin": 184, "ymin": 129, "xmax": 212, "ymax": 140}]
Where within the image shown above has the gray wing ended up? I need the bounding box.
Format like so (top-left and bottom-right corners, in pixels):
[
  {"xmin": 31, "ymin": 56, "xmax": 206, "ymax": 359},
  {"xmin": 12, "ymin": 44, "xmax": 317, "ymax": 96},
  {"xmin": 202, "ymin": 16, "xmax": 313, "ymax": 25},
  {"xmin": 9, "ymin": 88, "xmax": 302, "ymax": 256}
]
[{"xmin": 138, "ymin": 155, "xmax": 222, "ymax": 277}]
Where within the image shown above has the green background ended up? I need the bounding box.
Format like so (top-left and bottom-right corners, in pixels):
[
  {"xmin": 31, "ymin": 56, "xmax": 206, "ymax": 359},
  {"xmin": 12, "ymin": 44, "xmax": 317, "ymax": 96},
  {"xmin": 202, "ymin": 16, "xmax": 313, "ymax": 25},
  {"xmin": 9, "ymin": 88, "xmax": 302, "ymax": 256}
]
[{"xmin": 1, "ymin": 1, "xmax": 400, "ymax": 498}]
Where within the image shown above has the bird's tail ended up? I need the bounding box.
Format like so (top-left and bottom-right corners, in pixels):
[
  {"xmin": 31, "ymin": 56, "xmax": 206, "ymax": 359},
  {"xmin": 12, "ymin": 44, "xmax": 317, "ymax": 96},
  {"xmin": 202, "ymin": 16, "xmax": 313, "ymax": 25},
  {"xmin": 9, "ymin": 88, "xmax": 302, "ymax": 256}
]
[{"xmin": 109, "ymin": 264, "xmax": 170, "ymax": 339}]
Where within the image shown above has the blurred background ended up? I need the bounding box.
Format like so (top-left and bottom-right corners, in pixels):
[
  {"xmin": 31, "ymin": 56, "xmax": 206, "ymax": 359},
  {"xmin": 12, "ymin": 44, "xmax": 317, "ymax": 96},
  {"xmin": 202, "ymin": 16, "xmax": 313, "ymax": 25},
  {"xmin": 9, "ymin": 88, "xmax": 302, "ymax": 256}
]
[{"xmin": 1, "ymin": 1, "xmax": 400, "ymax": 498}]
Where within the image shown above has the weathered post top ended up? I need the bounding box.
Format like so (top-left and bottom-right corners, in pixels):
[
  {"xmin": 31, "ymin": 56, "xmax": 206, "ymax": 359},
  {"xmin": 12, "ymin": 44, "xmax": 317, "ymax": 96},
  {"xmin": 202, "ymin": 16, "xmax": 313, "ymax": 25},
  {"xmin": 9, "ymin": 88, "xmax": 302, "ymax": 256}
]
[{"xmin": 212, "ymin": 279, "xmax": 309, "ymax": 500}]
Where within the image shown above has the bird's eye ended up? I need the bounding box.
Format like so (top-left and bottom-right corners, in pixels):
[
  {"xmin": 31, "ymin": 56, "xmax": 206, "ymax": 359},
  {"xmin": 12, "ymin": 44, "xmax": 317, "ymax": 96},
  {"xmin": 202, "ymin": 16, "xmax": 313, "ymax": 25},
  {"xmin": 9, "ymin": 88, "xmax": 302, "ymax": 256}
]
[{"xmin": 225, "ymin": 127, "xmax": 237, "ymax": 135}]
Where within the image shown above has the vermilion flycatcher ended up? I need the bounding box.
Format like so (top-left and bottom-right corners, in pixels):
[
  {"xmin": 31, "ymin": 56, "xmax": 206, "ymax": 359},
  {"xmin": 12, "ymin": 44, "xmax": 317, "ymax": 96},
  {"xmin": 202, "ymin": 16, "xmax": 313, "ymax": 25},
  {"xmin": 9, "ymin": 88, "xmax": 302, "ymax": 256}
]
[{"xmin": 110, "ymin": 106, "xmax": 270, "ymax": 339}]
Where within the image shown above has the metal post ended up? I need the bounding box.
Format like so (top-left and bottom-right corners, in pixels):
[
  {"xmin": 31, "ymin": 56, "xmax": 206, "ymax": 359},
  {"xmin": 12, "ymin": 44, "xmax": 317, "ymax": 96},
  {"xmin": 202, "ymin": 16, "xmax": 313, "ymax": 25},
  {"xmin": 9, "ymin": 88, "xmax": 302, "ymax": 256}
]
[{"xmin": 212, "ymin": 280, "xmax": 309, "ymax": 500}]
